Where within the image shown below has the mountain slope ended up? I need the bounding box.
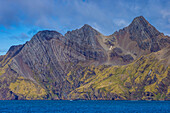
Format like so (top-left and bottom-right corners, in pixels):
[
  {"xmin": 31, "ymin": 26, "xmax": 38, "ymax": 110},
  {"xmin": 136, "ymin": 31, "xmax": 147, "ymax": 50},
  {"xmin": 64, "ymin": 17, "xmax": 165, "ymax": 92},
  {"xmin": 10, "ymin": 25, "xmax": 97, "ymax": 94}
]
[
  {"xmin": 106, "ymin": 16, "xmax": 170, "ymax": 65},
  {"xmin": 0, "ymin": 16, "xmax": 169, "ymax": 100},
  {"xmin": 68, "ymin": 46, "xmax": 170, "ymax": 100}
]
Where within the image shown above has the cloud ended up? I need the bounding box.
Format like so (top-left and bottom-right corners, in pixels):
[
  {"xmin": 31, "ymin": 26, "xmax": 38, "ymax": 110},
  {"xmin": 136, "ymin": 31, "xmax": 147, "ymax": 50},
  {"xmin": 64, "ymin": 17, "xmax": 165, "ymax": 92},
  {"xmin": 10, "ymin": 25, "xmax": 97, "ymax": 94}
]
[
  {"xmin": 160, "ymin": 10, "xmax": 170, "ymax": 18},
  {"xmin": 113, "ymin": 19, "xmax": 129, "ymax": 27},
  {"xmin": 0, "ymin": 0, "xmax": 169, "ymax": 55},
  {"xmin": 166, "ymin": 34, "xmax": 170, "ymax": 36},
  {"xmin": 91, "ymin": 23, "xmax": 102, "ymax": 32},
  {"xmin": 28, "ymin": 29, "xmax": 38, "ymax": 36},
  {"xmin": 0, "ymin": 29, "xmax": 11, "ymax": 34},
  {"xmin": 0, "ymin": 49, "xmax": 7, "ymax": 52},
  {"xmin": 0, "ymin": 0, "xmax": 169, "ymax": 35},
  {"xmin": 0, "ymin": 0, "xmax": 169, "ymax": 54},
  {"xmin": 0, "ymin": 49, "xmax": 7, "ymax": 55},
  {"xmin": 9, "ymin": 33, "xmax": 30, "ymax": 41}
]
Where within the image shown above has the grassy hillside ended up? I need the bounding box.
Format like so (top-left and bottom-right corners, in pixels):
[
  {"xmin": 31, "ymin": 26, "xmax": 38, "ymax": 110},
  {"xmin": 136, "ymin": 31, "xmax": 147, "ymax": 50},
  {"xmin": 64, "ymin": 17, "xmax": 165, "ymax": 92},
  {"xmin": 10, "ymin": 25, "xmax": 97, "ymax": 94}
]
[
  {"xmin": 68, "ymin": 48, "xmax": 170, "ymax": 100},
  {"xmin": 0, "ymin": 46, "xmax": 169, "ymax": 100}
]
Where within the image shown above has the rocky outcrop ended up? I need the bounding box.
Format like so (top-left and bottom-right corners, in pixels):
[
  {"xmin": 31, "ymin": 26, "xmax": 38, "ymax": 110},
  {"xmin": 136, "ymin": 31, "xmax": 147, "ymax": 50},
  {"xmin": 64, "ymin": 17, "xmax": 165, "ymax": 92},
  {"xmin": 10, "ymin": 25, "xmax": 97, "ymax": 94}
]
[
  {"xmin": 111, "ymin": 16, "xmax": 170, "ymax": 63},
  {"xmin": 0, "ymin": 16, "xmax": 169, "ymax": 100},
  {"xmin": 65, "ymin": 24, "xmax": 107, "ymax": 62}
]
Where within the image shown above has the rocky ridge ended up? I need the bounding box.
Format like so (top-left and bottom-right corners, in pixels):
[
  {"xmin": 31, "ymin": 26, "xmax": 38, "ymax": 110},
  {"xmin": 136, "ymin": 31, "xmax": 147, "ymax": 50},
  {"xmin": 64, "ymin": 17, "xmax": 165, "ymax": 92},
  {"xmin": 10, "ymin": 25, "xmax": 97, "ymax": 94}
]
[{"xmin": 0, "ymin": 16, "xmax": 169, "ymax": 100}]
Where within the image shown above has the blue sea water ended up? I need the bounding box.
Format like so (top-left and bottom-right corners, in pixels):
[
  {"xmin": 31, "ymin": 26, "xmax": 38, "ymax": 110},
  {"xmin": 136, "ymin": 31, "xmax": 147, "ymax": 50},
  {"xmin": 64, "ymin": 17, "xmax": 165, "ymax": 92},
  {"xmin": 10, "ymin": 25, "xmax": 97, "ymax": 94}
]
[{"xmin": 0, "ymin": 100, "xmax": 169, "ymax": 113}]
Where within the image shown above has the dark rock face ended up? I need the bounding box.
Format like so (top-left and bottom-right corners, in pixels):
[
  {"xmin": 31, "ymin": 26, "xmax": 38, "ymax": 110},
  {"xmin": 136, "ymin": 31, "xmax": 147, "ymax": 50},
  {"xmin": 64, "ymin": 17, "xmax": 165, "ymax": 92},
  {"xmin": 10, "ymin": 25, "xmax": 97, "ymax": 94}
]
[
  {"xmin": 104, "ymin": 37, "xmax": 116, "ymax": 46},
  {"xmin": 0, "ymin": 56, "xmax": 4, "ymax": 65},
  {"xmin": 113, "ymin": 16, "xmax": 170, "ymax": 60},
  {"xmin": 0, "ymin": 45, "xmax": 24, "ymax": 67},
  {"xmin": 150, "ymin": 43, "xmax": 160, "ymax": 52},
  {"xmin": 0, "ymin": 16, "xmax": 170, "ymax": 100},
  {"xmin": 65, "ymin": 24, "xmax": 106, "ymax": 61},
  {"xmin": 113, "ymin": 47, "xmax": 123, "ymax": 54},
  {"xmin": 129, "ymin": 16, "xmax": 160, "ymax": 41},
  {"xmin": 121, "ymin": 54, "xmax": 134, "ymax": 62},
  {"xmin": 6, "ymin": 25, "xmax": 108, "ymax": 99}
]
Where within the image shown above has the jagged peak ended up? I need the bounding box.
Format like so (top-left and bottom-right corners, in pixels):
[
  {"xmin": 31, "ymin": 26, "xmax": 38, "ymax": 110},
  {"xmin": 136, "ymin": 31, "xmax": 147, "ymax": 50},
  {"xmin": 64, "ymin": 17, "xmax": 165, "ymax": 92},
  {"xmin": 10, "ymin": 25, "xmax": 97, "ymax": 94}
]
[
  {"xmin": 5, "ymin": 44, "xmax": 24, "ymax": 61},
  {"xmin": 31, "ymin": 30, "xmax": 63, "ymax": 41},
  {"xmin": 7, "ymin": 45, "xmax": 23, "ymax": 53},
  {"xmin": 36, "ymin": 30, "xmax": 62, "ymax": 36},
  {"xmin": 79, "ymin": 24, "xmax": 100, "ymax": 34},
  {"xmin": 133, "ymin": 16, "xmax": 147, "ymax": 21},
  {"xmin": 130, "ymin": 16, "xmax": 150, "ymax": 27},
  {"xmin": 78, "ymin": 24, "xmax": 98, "ymax": 33},
  {"xmin": 81, "ymin": 24, "xmax": 100, "ymax": 31},
  {"xmin": 65, "ymin": 24, "xmax": 100, "ymax": 37},
  {"xmin": 127, "ymin": 16, "xmax": 160, "ymax": 36},
  {"xmin": 81, "ymin": 24, "xmax": 93, "ymax": 29}
]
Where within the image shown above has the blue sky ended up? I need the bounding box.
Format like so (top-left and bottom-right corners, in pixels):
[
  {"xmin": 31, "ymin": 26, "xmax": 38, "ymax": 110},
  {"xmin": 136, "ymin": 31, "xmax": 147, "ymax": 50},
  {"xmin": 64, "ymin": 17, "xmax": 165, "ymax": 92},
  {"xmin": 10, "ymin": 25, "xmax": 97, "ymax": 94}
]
[{"xmin": 0, "ymin": 0, "xmax": 170, "ymax": 55}]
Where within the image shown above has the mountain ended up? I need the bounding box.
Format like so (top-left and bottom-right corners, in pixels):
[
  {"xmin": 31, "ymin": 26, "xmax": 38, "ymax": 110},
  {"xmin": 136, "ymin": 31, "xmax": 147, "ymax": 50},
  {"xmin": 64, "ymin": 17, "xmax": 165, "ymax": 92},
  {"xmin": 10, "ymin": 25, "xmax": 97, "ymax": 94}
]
[{"xmin": 0, "ymin": 16, "xmax": 169, "ymax": 100}]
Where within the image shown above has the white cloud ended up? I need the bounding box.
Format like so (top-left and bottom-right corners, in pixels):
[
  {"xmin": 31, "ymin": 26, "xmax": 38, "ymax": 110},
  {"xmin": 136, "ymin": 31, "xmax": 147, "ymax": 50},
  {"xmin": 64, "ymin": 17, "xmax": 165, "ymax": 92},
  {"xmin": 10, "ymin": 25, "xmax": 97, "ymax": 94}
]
[
  {"xmin": 160, "ymin": 10, "xmax": 170, "ymax": 18},
  {"xmin": 0, "ymin": 49, "xmax": 7, "ymax": 55},
  {"xmin": 91, "ymin": 23, "xmax": 101, "ymax": 31},
  {"xmin": 113, "ymin": 19, "xmax": 129, "ymax": 27}
]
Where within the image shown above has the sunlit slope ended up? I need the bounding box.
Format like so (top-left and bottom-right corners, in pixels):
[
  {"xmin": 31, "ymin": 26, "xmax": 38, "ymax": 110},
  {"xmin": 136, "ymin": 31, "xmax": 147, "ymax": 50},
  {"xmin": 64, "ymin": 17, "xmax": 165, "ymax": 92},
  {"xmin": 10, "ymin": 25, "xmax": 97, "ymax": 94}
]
[
  {"xmin": 0, "ymin": 16, "xmax": 169, "ymax": 100},
  {"xmin": 68, "ymin": 46, "xmax": 170, "ymax": 100}
]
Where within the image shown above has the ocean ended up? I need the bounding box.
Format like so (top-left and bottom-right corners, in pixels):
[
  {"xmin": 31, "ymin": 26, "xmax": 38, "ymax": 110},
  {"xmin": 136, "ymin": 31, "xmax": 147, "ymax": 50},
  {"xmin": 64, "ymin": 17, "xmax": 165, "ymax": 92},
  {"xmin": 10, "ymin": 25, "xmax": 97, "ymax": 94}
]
[{"xmin": 0, "ymin": 100, "xmax": 169, "ymax": 113}]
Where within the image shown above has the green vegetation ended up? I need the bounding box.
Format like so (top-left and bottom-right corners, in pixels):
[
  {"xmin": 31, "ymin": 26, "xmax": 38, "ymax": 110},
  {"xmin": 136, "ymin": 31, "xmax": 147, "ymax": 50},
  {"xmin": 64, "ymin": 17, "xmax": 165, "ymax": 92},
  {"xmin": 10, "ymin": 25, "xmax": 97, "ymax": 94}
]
[
  {"xmin": 0, "ymin": 46, "xmax": 169, "ymax": 100},
  {"xmin": 9, "ymin": 77, "xmax": 47, "ymax": 100},
  {"xmin": 68, "ymin": 54, "xmax": 170, "ymax": 100}
]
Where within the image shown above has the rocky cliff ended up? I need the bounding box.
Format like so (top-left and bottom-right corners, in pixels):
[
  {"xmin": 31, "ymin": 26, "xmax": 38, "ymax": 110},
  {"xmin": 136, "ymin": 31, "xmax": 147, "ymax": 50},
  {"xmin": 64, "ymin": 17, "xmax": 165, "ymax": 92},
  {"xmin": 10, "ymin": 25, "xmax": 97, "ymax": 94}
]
[{"xmin": 0, "ymin": 16, "xmax": 169, "ymax": 100}]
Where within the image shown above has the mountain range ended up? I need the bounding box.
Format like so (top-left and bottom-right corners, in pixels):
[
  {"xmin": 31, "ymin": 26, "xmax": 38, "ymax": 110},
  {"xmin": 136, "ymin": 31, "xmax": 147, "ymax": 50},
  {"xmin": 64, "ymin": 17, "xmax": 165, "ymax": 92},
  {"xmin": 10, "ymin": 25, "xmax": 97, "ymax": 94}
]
[{"xmin": 0, "ymin": 16, "xmax": 169, "ymax": 100}]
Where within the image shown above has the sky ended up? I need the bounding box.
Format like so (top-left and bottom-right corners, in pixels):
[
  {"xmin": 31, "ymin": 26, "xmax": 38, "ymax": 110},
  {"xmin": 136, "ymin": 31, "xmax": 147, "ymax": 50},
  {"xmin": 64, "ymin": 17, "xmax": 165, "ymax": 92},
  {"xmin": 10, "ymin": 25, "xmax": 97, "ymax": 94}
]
[{"xmin": 0, "ymin": 0, "xmax": 170, "ymax": 55}]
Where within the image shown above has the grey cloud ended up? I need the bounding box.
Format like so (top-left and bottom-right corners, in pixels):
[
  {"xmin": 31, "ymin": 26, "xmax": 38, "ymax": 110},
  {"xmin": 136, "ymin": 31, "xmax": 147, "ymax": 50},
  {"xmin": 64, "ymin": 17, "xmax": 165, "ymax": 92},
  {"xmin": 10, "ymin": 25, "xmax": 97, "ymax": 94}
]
[
  {"xmin": 9, "ymin": 33, "xmax": 30, "ymax": 41},
  {"xmin": 0, "ymin": 0, "xmax": 169, "ymax": 35},
  {"xmin": 0, "ymin": 49, "xmax": 7, "ymax": 55},
  {"xmin": 0, "ymin": 29, "xmax": 11, "ymax": 34},
  {"xmin": 28, "ymin": 29, "xmax": 38, "ymax": 36},
  {"xmin": 113, "ymin": 19, "xmax": 129, "ymax": 27},
  {"xmin": 0, "ymin": 49, "xmax": 7, "ymax": 52}
]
